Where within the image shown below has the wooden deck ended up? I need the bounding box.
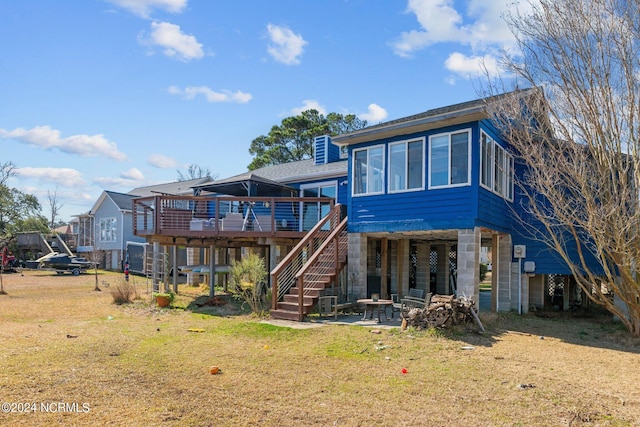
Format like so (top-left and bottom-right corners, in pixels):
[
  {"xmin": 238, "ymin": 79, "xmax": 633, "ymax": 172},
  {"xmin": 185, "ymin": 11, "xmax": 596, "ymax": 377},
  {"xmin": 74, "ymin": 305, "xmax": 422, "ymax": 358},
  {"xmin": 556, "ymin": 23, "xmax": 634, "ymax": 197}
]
[{"xmin": 133, "ymin": 195, "xmax": 335, "ymax": 246}]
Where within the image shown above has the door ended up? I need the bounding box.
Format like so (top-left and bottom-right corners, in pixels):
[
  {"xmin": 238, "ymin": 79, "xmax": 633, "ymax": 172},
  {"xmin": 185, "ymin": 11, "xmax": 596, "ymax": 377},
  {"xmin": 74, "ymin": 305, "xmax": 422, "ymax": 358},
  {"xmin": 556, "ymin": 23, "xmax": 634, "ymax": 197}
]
[{"xmin": 300, "ymin": 182, "xmax": 337, "ymax": 231}]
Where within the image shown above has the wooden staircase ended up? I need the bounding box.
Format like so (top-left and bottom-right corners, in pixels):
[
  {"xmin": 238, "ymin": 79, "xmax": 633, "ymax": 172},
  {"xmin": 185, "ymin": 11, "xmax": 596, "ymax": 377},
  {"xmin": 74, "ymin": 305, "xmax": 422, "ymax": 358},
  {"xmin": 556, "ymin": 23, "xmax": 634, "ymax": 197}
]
[{"xmin": 270, "ymin": 205, "xmax": 348, "ymax": 321}]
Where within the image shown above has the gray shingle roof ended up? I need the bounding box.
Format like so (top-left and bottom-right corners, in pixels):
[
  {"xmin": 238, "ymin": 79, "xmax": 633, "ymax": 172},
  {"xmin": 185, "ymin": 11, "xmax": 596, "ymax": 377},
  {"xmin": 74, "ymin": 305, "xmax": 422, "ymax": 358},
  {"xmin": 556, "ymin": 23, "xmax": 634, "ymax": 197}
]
[
  {"xmin": 248, "ymin": 159, "xmax": 347, "ymax": 184},
  {"xmin": 105, "ymin": 191, "xmax": 137, "ymax": 211},
  {"xmin": 128, "ymin": 177, "xmax": 213, "ymax": 197}
]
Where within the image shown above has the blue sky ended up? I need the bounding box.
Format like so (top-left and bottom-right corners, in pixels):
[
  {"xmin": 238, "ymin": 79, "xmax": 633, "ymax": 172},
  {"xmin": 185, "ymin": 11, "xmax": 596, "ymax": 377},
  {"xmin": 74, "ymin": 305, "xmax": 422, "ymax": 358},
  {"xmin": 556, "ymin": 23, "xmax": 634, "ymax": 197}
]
[{"xmin": 0, "ymin": 0, "xmax": 521, "ymax": 222}]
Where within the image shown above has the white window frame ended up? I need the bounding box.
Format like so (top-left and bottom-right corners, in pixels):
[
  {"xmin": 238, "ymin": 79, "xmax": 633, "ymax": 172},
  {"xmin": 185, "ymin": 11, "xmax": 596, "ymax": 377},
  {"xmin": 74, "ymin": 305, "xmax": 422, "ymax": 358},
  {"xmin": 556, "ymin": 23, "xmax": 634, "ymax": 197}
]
[
  {"xmin": 299, "ymin": 181, "xmax": 338, "ymax": 231},
  {"xmin": 352, "ymin": 145, "xmax": 385, "ymax": 196},
  {"xmin": 428, "ymin": 129, "xmax": 471, "ymax": 189},
  {"xmin": 99, "ymin": 217, "xmax": 117, "ymax": 243},
  {"xmin": 479, "ymin": 130, "xmax": 514, "ymax": 202},
  {"xmin": 388, "ymin": 137, "xmax": 425, "ymax": 193}
]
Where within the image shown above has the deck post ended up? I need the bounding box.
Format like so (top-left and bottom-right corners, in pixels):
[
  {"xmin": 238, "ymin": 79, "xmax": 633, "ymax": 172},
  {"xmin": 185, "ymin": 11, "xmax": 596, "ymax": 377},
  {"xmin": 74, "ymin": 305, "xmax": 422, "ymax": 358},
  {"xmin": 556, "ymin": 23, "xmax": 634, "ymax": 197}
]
[{"xmin": 209, "ymin": 243, "xmax": 216, "ymax": 297}]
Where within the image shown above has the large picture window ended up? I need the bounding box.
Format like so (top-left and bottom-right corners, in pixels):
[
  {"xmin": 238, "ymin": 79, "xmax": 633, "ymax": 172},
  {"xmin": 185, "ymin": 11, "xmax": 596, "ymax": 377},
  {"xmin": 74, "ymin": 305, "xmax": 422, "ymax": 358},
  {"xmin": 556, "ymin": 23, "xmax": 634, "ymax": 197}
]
[
  {"xmin": 99, "ymin": 217, "xmax": 117, "ymax": 242},
  {"xmin": 480, "ymin": 130, "xmax": 514, "ymax": 201},
  {"xmin": 389, "ymin": 138, "xmax": 424, "ymax": 192},
  {"xmin": 353, "ymin": 145, "xmax": 384, "ymax": 196},
  {"xmin": 428, "ymin": 130, "xmax": 470, "ymax": 188}
]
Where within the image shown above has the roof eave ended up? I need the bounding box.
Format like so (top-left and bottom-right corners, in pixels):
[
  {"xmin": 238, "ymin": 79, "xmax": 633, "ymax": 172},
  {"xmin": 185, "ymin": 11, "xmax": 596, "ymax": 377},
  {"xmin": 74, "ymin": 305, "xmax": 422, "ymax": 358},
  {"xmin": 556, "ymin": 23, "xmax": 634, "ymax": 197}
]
[{"xmin": 333, "ymin": 107, "xmax": 487, "ymax": 147}]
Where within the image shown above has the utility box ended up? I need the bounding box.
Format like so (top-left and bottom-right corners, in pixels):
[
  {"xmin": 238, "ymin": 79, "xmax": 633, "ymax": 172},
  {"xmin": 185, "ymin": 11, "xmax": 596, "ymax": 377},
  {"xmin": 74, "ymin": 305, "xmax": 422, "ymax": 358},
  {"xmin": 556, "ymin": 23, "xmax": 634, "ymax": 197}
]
[{"xmin": 513, "ymin": 245, "xmax": 526, "ymax": 259}]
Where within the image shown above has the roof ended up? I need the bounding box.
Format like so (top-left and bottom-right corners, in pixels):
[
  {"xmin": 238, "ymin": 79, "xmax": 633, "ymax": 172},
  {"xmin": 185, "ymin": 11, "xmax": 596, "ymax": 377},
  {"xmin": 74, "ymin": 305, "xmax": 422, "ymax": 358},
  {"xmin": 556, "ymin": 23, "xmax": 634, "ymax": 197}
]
[
  {"xmin": 192, "ymin": 172, "xmax": 298, "ymax": 197},
  {"xmin": 128, "ymin": 177, "xmax": 213, "ymax": 197},
  {"xmin": 248, "ymin": 158, "xmax": 347, "ymax": 184},
  {"xmin": 87, "ymin": 190, "xmax": 137, "ymax": 215},
  {"xmin": 105, "ymin": 191, "xmax": 137, "ymax": 211},
  {"xmin": 333, "ymin": 89, "xmax": 536, "ymax": 146}
]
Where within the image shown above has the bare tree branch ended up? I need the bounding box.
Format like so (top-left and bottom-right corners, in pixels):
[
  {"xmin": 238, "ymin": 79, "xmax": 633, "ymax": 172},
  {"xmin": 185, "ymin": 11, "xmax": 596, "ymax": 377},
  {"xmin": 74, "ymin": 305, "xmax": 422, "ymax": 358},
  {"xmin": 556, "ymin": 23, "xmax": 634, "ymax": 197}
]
[{"xmin": 487, "ymin": 0, "xmax": 640, "ymax": 335}]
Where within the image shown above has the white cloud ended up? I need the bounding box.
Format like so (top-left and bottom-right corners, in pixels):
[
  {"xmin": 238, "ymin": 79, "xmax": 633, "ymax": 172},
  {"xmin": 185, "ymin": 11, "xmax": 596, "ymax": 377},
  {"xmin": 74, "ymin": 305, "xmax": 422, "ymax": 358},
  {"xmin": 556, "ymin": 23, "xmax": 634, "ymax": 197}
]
[
  {"xmin": 168, "ymin": 85, "xmax": 252, "ymax": 103},
  {"xmin": 121, "ymin": 168, "xmax": 144, "ymax": 180},
  {"xmin": 148, "ymin": 153, "xmax": 178, "ymax": 168},
  {"xmin": 15, "ymin": 167, "xmax": 85, "ymax": 187},
  {"xmin": 392, "ymin": 0, "xmax": 465, "ymax": 58},
  {"xmin": 359, "ymin": 104, "xmax": 388, "ymax": 123},
  {"xmin": 93, "ymin": 168, "xmax": 146, "ymax": 188},
  {"xmin": 444, "ymin": 52, "xmax": 501, "ymax": 78},
  {"xmin": 266, "ymin": 24, "xmax": 307, "ymax": 65},
  {"xmin": 391, "ymin": 0, "xmax": 518, "ymax": 79},
  {"xmin": 290, "ymin": 100, "xmax": 326, "ymax": 116},
  {"xmin": 140, "ymin": 21, "xmax": 204, "ymax": 61},
  {"xmin": 0, "ymin": 126, "xmax": 127, "ymax": 161},
  {"xmin": 106, "ymin": 0, "xmax": 187, "ymax": 19}
]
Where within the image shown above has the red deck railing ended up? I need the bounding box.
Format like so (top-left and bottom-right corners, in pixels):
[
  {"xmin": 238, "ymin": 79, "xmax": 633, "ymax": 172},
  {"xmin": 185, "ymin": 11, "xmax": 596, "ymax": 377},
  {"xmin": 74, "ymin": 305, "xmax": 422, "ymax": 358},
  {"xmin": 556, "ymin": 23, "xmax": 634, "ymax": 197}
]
[{"xmin": 133, "ymin": 195, "xmax": 335, "ymax": 239}]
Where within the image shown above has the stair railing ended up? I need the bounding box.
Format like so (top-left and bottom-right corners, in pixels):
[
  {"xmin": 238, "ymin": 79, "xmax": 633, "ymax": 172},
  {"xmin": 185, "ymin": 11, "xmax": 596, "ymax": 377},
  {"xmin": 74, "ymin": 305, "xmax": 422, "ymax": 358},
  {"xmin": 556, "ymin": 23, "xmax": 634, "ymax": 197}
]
[
  {"xmin": 293, "ymin": 217, "xmax": 348, "ymax": 319},
  {"xmin": 270, "ymin": 204, "xmax": 342, "ymax": 310}
]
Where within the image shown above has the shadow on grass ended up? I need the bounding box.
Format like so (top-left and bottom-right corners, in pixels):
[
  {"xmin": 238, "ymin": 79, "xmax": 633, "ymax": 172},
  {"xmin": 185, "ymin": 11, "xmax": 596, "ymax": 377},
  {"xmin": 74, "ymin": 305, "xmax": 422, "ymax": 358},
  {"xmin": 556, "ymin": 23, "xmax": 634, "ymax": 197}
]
[{"xmin": 446, "ymin": 306, "xmax": 640, "ymax": 354}]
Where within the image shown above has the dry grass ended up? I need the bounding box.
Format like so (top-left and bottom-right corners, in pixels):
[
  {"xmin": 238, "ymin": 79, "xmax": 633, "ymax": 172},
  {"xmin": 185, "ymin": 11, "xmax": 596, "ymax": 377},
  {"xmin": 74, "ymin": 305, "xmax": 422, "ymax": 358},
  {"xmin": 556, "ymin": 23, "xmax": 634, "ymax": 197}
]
[{"xmin": 0, "ymin": 270, "xmax": 639, "ymax": 426}]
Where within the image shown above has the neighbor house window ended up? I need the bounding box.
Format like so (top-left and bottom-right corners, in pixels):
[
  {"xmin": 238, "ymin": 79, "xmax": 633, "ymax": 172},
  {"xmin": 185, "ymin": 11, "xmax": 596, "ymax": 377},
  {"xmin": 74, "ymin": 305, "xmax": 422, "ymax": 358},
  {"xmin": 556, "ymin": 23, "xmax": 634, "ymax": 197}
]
[
  {"xmin": 99, "ymin": 217, "xmax": 117, "ymax": 242},
  {"xmin": 429, "ymin": 129, "xmax": 470, "ymax": 188},
  {"xmin": 353, "ymin": 145, "xmax": 385, "ymax": 195},
  {"xmin": 389, "ymin": 138, "xmax": 425, "ymax": 192},
  {"xmin": 480, "ymin": 130, "xmax": 514, "ymax": 201}
]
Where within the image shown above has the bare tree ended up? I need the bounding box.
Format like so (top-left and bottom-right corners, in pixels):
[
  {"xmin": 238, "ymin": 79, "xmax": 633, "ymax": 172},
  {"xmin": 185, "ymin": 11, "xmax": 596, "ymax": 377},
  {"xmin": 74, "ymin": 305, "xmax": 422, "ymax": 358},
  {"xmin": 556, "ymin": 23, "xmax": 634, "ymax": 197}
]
[
  {"xmin": 0, "ymin": 161, "xmax": 16, "ymax": 185},
  {"xmin": 47, "ymin": 188, "xmax": 63, "ymax": 230},
  {"xmin": 487, "ymin": 0, "xmax": 640, "ymax": 335},
  {"xmin": 176, "ymin": 164, "xmax": 216, "ymax": 181},
  {"xmin": 85, "ymin": 249, "xmax": 105, "ymax": 291}
]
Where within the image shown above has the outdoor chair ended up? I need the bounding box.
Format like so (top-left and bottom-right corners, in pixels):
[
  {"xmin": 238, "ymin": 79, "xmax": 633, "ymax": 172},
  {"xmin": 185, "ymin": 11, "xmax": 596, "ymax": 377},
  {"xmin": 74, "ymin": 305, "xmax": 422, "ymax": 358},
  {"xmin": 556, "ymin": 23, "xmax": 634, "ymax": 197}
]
[
  {"xmin": 401, "ymin": 292, "xmax": 432, "ymax": 311},
  {"xmin": 221, "ymin": 213, "xmax": 243, "ymax": 231},
  {"xmin": 318, "ymin": 295, "xmax": 338, "ymax": 319},
  {"xmin": 391, "ymin": 288, "xmax": 425, "ymax": 318}
]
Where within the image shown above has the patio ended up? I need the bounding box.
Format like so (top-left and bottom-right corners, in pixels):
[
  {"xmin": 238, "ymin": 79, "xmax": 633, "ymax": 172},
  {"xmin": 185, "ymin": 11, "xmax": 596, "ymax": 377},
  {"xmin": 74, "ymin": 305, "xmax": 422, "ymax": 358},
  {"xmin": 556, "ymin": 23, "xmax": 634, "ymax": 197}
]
[{"xmin": 263, "ymin": 311, "xmax": 403, "ymax": 330}]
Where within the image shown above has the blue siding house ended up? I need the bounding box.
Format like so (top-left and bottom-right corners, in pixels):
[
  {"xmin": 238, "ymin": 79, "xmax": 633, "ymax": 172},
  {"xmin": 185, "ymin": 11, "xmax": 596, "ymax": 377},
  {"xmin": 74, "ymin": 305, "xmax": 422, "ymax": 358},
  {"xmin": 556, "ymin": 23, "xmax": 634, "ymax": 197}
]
[
  {"xmin": 332, "ymin": 91, "xmax": 590, "ymax": 313},
  {"xmin": 129, "ymin": 91, "xmax": 600, "ymax": 317}
]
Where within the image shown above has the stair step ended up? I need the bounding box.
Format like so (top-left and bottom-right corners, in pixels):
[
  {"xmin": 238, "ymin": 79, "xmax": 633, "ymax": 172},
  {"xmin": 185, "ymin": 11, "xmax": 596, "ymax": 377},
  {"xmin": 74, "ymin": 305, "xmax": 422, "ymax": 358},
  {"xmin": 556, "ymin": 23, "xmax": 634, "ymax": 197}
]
[
  {"xmin": 303, "ymin": 275, "xmax": 334, "ymax": 284},
  {"xmin": 306, "ymin": 266, "xmax": 337, "ymax": 274},
  {"xmin": 270, "ymin": 309, "xmax": 304, "ymax": 322},
  {"xmin": 277, "ymin": 301, "xmax": 314, "ymax": 314},
  {"xmin": 283, "ymin": 294, "xmax": 316, "ymax": 305},
  {"xmin": 290, "ymin": 284, "xmax": 327, "ymax": 294}
]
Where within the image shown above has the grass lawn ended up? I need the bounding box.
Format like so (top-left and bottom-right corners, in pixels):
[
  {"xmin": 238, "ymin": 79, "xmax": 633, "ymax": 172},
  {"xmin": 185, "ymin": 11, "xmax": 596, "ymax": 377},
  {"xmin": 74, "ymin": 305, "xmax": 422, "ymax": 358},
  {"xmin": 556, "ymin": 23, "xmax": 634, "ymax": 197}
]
[{"xmin": 0, "ymin": 270, "xmax": 639, "ymax": 426}]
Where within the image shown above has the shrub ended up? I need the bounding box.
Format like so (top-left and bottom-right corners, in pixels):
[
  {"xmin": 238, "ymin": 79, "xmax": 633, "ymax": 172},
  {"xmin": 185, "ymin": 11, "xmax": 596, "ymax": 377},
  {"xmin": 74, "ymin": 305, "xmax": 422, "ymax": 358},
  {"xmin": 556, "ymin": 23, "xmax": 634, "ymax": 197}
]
[
  {"xmin": 229, "ymin": 254, "xmax": 270, "ymax": 316},
  {"xmin": 110, "ymin": 281, "xmax": 138, "ymax": 305},
  {"xmin": 479, "ymin": 263, "xmax": 488, "ymax": 282}
]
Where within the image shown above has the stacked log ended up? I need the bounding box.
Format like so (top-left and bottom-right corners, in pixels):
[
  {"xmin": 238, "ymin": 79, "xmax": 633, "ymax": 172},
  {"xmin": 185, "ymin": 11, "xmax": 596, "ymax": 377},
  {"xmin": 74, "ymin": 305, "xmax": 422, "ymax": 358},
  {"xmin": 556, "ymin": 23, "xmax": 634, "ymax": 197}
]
[{"xmin": 401, "ymin": 294, "xmax": 485, "ymax": 332}]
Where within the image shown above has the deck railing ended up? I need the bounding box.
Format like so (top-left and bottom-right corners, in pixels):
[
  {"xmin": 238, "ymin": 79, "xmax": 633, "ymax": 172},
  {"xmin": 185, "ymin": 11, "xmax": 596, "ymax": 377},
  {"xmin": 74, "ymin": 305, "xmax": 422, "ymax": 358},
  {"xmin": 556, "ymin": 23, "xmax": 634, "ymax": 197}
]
[{"xmin": 133, "ymin": 195, "xmax": 335, "ymax": 238}]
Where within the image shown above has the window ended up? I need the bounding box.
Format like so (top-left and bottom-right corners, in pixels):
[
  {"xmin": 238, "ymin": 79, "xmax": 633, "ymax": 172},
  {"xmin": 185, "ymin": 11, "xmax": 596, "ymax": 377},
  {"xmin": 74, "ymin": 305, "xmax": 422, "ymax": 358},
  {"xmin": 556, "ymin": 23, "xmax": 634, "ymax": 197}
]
[
  {"xmin": 494, "ymin": 144, "xmax": 505, "ymax": 195},
  {"xmin": 300, "ymin": 182, "xmax": 337, "ymax": 231},
  {"xmin": 480, "ymin": 132, "xmax": 493, "ymax": 189},
  {"xmin": 480, "ymin": 130, "xmax": 514, "ymax": 201},
  {"xmin": 99, "ymin": 217, "xmax": 117, "ymax": 242},
  {"xmin": 389, "ymin": 138, "xmax": 424, "ymax": 192},
  {"xmin": 353, "ymin": 145, "xmax": 385, "ymax": 195},
  {"xmin": 428, "ymin": 130, "xmax": 470, "ymax": 188}
]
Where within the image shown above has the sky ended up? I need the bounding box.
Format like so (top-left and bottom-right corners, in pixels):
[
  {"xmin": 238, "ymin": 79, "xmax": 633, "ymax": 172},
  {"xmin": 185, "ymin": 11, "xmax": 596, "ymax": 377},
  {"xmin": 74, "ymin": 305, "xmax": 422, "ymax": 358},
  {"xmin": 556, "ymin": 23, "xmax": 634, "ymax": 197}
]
[{"xmin": 0, "ymin": 0, "xmax": 522, "ymax": 222}]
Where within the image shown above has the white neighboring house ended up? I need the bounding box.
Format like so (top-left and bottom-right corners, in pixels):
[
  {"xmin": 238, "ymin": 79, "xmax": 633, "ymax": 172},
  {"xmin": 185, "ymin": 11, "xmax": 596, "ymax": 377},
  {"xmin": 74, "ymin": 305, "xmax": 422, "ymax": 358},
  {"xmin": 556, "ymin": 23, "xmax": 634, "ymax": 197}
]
[
  {"xmin": 75, "ymin": 178, "xmax": 212, "ymax": 270},
  {"xmin": 81, "ymin": 190, "xmax": 144, "ymax": 270}
]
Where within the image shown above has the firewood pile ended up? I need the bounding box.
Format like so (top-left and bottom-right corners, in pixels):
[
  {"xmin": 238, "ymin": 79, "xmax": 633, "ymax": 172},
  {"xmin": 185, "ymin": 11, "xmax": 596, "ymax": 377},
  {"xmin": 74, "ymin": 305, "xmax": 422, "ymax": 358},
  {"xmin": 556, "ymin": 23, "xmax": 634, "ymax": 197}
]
[{"xmin": 401, "ymin": 294, "xmax": 485, "ymax": 332}]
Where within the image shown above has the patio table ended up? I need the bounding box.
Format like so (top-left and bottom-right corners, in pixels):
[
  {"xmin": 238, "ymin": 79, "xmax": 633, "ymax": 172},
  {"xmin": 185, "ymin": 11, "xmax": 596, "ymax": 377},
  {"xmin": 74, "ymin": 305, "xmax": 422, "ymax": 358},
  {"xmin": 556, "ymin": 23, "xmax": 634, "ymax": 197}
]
[{"xmin": 357, "ymin": 298, "xmax": 393, "ymax": 323}]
